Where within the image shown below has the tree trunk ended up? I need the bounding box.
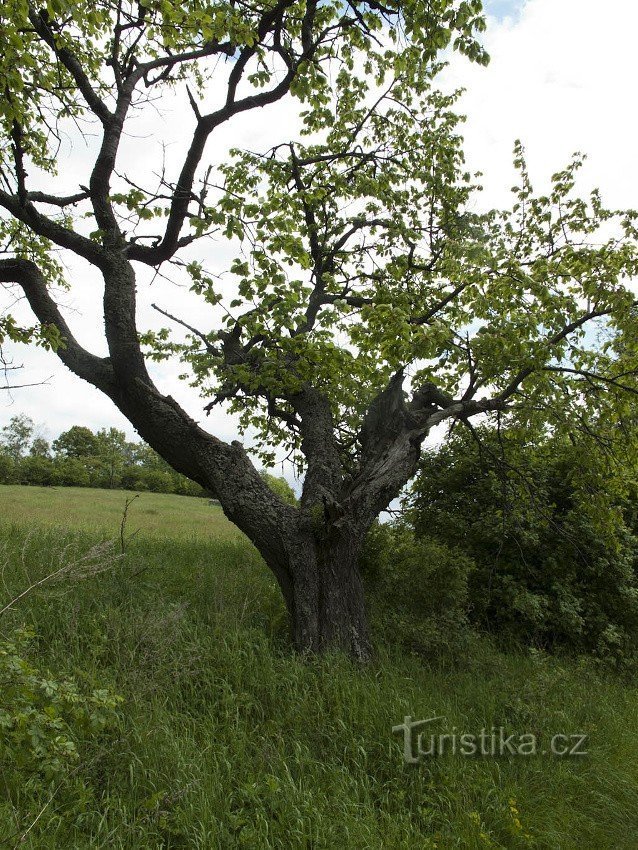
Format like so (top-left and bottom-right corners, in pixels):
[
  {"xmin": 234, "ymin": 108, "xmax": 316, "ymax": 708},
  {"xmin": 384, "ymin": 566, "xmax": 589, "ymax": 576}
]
[
  {"xmin": 2, "ymin": 262, "xmax": 423, "ymax": 663},
  {"xmin": 288, "ymin": 529, "xmax": 372, "ymax": 661}
]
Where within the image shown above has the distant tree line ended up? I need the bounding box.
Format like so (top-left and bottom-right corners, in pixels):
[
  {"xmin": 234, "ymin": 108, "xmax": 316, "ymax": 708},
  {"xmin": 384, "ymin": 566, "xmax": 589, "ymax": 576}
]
[
  {"xmin": 0, "ymin": 414, "xmax": 206, "ymax": 495},
  {"xmin": 0, "ymin": 414, "xmax": 298, "ymax": 503}
]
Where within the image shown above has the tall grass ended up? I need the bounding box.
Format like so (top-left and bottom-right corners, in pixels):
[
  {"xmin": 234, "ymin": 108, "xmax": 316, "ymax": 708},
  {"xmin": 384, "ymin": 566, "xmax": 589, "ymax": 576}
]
[{"xmin": 0, "ymin": 489, "xmax": 637, "ymax": 848}]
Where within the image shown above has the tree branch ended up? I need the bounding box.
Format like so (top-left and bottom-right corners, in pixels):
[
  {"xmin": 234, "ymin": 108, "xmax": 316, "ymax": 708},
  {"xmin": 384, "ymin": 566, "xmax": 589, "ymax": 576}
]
[
  {"xmin": 0, "ymin": 258, "xmax": 114, "ymax": 390},
  {"xmin": 28, "ymin": 6, "xmax": 113, "ymax": 126},
  {"xmin": 493, "ymin": 305, "xmax": 623, "ymax": 403},
  {"xmin": 127, "ymin": 0, "xmax": 319, "ymax": 266},
  {"xmin": 25, "ymin": 189, "xmax": 90, "ymax": 207},
  {"xmin": 151, "ymin": 302, "xmax": 221, "ymax": 355},
  {"xmin": 0, "ymin": 189, "xmax": 107, "ymax": 267}
]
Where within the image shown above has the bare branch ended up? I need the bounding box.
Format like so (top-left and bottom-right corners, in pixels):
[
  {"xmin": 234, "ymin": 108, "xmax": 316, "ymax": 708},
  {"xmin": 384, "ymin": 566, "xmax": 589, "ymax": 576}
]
[
  {"xmin": 25, "ymin": 189, "xmax": 90, "ymax": 207},
  {"xmin": 151, "ymin": 302, "xmax": 221, "ymax": 355}
]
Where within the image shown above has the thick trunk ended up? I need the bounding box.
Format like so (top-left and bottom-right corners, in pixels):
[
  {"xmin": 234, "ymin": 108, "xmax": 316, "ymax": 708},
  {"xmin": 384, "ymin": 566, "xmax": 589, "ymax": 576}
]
[
  {"xmin": 1, "ymin": 261, "xmax": 418, "ymax": 663},
  {"xmin": 287, "ymin": 529, "xmax": 372, "ymax": 661}
]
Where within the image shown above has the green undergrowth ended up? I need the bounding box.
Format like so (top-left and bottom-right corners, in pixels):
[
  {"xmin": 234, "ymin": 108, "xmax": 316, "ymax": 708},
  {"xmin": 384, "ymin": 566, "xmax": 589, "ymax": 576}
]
[{"xmin": 0, "ymin": 495, "xmax": 636, "ymax": 848}]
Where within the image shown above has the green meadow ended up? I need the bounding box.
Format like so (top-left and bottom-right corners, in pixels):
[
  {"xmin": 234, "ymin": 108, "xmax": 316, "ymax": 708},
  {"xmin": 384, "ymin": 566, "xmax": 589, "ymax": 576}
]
[
  {"xmin": 0, "ymin": 485, "xmax": 242, "ymax": 540},
  {"xmin": 1, "ymin": 485, "xmax": 637, "ymax": 849}
]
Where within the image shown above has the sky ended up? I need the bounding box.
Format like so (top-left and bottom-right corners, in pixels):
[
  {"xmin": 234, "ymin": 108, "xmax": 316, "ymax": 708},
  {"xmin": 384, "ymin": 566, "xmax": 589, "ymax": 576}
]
[
  {"xmin": 2, "ymin": 0, "xmax": 638, "ymax": 480},
  {"xmin": 483, "ymin": 0, "xmax": 523, "ymax": 22}
]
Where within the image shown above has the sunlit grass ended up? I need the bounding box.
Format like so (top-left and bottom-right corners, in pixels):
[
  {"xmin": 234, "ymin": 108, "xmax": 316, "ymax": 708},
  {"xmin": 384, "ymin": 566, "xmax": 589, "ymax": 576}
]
[{"xmin": 0, "ymin": 484, "xmax": 243, "ymax": 540}]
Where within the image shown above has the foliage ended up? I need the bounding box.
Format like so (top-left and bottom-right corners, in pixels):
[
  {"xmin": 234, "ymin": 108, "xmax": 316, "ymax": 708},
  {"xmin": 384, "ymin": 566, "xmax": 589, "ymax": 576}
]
[
  {"xmin": 260, "ymin": 471, "xmax": 298, "ymax": 505},
  {"xmin": 0, "ymin": 452, "xmax": 17, "ymax": 484},
  {"xmin": 29, "ymin": 436, "xmax": 51, "ymax": 458},
  {"xmin": 1, "ymin": 0, "xmax": 635, "ymax": 477},
  {"xmin": 0, "ymin": 627, "xmax": 122, "ymax": 838},
  {"xmin": 18, "ymin": 454, "xmax": 57, "ymax": 486},
  {"xmin": 0, "ymin": 627, "xmax": 122, "ymax": 782},
  {"xmin": 0, "ymin": 0, "xmax": 487, "ymax": 197},
  {"xmin": 157, "ymin": 111, "xmax": 638, "ymax": 468},
  {"xmin": 52, "ymin": 456, "xmax": 91, "ymax": 487},
  {"xmin": 361, "ymin": 521, "xmax": 474, "ymax": 659},
  {"xmin": 52, "ymin": 426, "xmax": 101, "ymax": 459},
  {"xmin": 406, "ymin": 426, "xmax": 638, "ymax": 658},
  {"xmin": 1, "ymin": 414, "xmax": 34, "ymax": 461}
]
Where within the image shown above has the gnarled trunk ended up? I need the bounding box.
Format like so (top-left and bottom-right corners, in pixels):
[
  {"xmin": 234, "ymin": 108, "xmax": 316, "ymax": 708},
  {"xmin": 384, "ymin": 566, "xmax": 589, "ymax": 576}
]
[
  {"xmin": 288, "ymin": 529, "xmax": 371, "ymax": 660},
  {"xmin": 1, "ymin": 262, "xmax": 438, "ymax": 664}
]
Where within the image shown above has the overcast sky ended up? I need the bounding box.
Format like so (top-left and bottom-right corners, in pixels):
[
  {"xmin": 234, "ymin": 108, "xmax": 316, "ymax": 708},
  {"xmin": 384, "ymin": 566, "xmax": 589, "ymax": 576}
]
[{"xmin": 2, "ymin": 0, "xmax": 637, "ymax": 474}]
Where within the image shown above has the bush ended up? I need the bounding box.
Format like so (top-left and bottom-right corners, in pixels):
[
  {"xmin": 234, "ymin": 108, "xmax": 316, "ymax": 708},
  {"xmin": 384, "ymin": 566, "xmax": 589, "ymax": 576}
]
[
  {"xmin": 19, "ymin": 456, "xmax": 56, "ymax": 486},
  {"xmin": 0, "ymin": 452, "xmax": 17, "ymax": 484},
  {"xmin": 361, "ymin": 523, "xmax": 475, "ymax": 659},
  {"xmin": 137, "ymin": 469, "xmax": 174, "ymax": 493},
  {"xmin": 173, "ymin": 477, "xmax": 206, "ymax": 497},
  {"xmin": 407, "ymin": 427, "xmax": 638, "ymax": 660},
  {"xmin": 52, "ymin": 457, "xmax": 91, "ymax": 487},
  {"xmin": 83, "ymin": 457, "xmax": 119, "ymax": 489},
  {"xmin": 0, "ymin": 627, "xmax": 122, "ymax": 832}
]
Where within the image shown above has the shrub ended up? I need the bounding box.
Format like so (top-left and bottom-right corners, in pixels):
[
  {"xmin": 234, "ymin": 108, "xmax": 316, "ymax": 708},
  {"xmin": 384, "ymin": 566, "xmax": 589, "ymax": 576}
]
[
  {"xmin": 361, "ymin": 523, "xmax": 475, "ymax": 659},
  {"xmin": 0, "ymin": 452, "xmax": 17, "ymax": 484},
  {"xmin": 173, "ymin": 477, "xmax": 206, "ymax": 497},
  {"xmin": 52, "ymin": 457, "xmax": 91, "ymax": 487},
  {"xmin": 137, "ymin": 469, "xmax": 174, "ymax": 493},
  {"xmin": 83, "ymin": 457, "xmax": 119, "ymax": 489},
  {"xmin": 0, "ymin": 627, "xmax": 122, "ymax": 829},
  {"xmin": 18, "ymin": 455, "xmax": 56, "ymax": 486},
  {"xmin": 407, "ymin": 427, "xmax": 638, "ymax": 660}
]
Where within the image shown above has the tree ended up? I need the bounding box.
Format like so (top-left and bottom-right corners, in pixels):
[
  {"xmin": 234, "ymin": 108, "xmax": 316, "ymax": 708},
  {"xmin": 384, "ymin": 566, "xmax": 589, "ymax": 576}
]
[
  {"xmin": 1, "ymin": 1, "xmax": 637, "ymax": 658},
  {"xmin": 52, "ymin": 426, "xmax": 100, "ymax": 460},
  {"xmin": 29, "ymin": 436, "xmax": 51, "ymax": 458},
  {"xmin": 0, "ymin": 415, "xmax": 34, "ymax": 461},
  {"xmin": 94, "ymin": 427, "xmax": 133, "ymax": 487}
]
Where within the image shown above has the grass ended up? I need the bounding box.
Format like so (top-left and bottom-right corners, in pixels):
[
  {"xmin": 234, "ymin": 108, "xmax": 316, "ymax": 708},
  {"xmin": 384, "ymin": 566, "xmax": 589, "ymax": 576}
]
[
  {"xmin": 1, "ymin": 485, "xmax": 637, "ymax": 848},
  {"xmin": 0, "ymin": 484, "xmax": 243, "ymax": 540}
]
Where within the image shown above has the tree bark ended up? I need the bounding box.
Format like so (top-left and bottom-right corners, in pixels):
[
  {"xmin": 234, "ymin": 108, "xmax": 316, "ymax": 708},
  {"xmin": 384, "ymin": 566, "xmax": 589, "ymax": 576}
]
[{"xmin": 288, "ymin": 526, "xmax": 371, "ymax": 660}]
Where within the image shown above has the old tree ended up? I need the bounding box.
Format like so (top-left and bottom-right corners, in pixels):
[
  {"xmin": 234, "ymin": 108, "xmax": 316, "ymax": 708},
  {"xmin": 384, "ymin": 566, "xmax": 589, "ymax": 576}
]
[{"xmin": 1, "ymin": 0, "xmax": 638, "ymax": 658}]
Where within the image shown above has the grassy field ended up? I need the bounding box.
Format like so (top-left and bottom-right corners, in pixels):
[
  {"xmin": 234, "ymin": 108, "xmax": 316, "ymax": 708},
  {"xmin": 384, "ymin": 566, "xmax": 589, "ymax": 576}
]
[
  {"xmin": 1, "ymin": 485, "xmax": 637, "ymax": 849},
  {"xmin": 0, "ymin": 484, "xmax": 243, "ymax": 540}
]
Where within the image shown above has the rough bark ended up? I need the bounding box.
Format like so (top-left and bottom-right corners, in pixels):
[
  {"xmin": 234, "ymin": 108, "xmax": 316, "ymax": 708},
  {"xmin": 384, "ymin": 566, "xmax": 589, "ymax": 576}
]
[{"xmin": 290, "ymin": 530, "xmax": 371, "ymax": 660}]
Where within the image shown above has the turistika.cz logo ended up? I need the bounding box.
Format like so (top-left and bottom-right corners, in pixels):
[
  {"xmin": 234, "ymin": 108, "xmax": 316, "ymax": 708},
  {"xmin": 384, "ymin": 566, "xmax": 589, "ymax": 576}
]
[{"xmin": 392, "ymin": 715, "xmax": 588, "ymax": 763}]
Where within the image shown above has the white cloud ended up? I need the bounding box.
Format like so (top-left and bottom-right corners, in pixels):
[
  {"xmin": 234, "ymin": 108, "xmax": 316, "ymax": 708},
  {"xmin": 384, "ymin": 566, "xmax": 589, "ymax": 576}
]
[{"xmin": 445, "ymin": 0, "xmax": 638, "ymax": 211}]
